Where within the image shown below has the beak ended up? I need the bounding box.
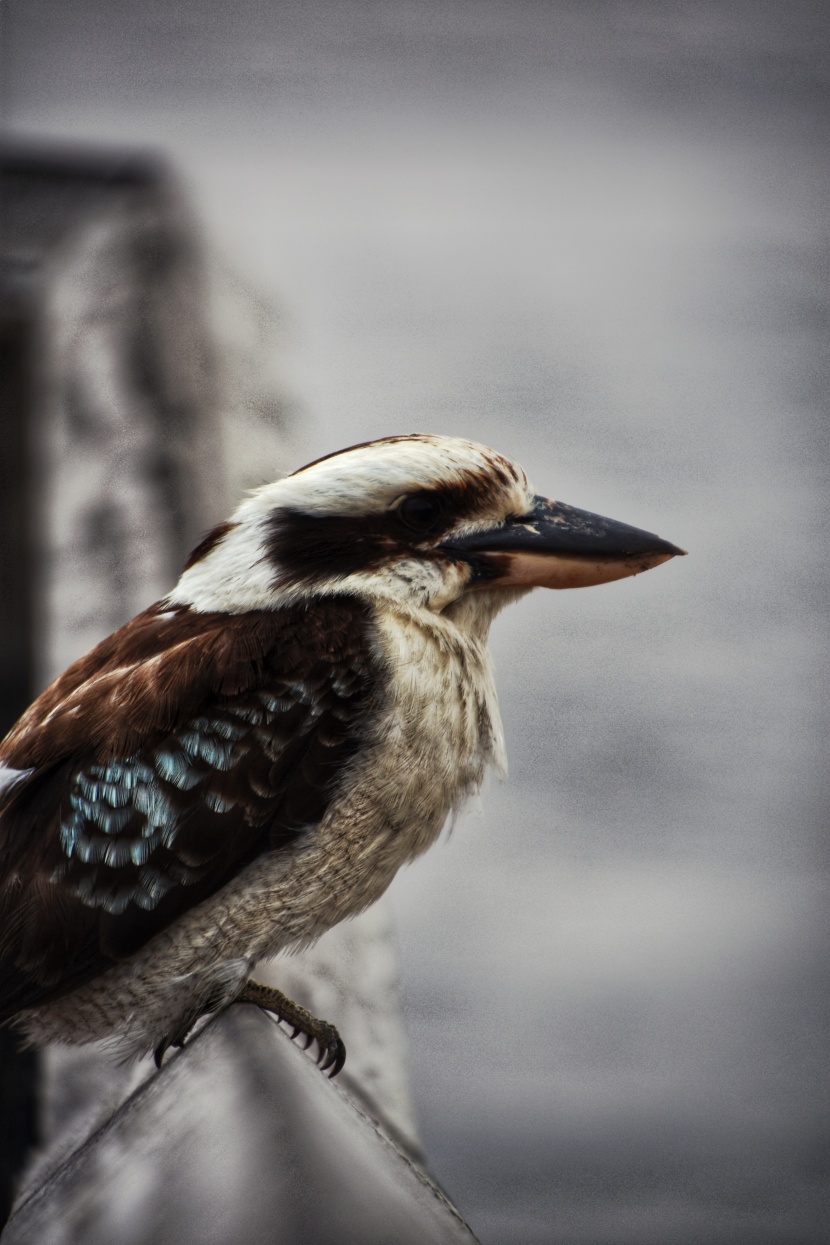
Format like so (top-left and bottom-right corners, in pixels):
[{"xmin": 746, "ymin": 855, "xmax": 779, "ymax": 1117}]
[{"xmin": 440, "ymin": 496, "xmax": 687, "ymax": 590}]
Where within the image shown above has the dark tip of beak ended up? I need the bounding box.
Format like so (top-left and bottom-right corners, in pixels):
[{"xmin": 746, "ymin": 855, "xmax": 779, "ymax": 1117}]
[{"xmin": 646, "ymin": 538, "xmax": 687, "ymax": 558}]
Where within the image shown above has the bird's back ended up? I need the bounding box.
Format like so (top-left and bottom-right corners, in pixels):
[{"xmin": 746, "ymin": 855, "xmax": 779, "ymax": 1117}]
[{"xmin": 0, "ymin": 595, "xmax": 379, "ymax": 1028}]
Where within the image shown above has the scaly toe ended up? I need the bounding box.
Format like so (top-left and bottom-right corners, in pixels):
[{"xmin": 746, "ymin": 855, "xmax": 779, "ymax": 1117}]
[{"xmin": 234, "ymin": 980, "xmax": 347, "ymax": 1077}]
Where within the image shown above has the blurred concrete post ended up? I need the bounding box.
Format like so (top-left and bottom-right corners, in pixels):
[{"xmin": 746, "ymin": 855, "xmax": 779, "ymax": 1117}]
[
  {"xmin": 1, "ymin": 141, "xmax": 449, "ymax": 1237},
  {"xmin": 0, "ymin": 186, "xmax": 42, "ymax": 1230},
  {"xmin": 1, "ymin": 138, "xmax": 222, "ymax": 1225}
]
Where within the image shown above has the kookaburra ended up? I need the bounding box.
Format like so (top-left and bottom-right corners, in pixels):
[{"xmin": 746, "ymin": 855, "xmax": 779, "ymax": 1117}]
[{"xmin": 0, "ymin": 435, "xmax": 684, "ymax": 1075}]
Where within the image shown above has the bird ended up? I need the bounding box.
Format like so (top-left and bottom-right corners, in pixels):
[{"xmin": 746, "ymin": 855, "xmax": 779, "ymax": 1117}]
[{"xmin": 0, "ymin": 434, "xmax": 684, "ymax": 1075}]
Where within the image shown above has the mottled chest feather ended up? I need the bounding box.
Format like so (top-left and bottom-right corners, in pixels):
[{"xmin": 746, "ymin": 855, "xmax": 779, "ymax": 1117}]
[{"xmin": 354, "ymin": 602, "xmax": 505, "ymax": 858}]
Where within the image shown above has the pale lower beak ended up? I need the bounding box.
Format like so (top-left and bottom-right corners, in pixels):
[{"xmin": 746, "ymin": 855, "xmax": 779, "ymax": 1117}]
[{"xmin": 440, "ymin": 496, "xmax": 686, "ymax": 590}]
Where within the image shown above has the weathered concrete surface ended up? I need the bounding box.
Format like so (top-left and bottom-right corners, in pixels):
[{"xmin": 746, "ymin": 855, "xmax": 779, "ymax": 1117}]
[{"xmin": 5, "ymin": 1007, "xmax": 476, "ymax": 1245}]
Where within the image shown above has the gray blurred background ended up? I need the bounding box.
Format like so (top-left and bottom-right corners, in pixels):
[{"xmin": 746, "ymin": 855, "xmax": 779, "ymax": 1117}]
[{"xmin": 3, "ymin": 2, "xmax": 828, "ymax": 1242}]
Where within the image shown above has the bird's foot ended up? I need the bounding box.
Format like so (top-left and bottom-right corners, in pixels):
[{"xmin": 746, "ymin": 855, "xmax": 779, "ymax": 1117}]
[{"xmin": 234, "ymin": 979, "xmax": 346, "ymax": 1077}]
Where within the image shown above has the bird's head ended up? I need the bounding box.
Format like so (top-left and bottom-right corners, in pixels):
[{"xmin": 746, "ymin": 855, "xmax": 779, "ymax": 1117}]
[{"xmin": 169, "ymin": 434, "xmax": 685, "ymax": 625}]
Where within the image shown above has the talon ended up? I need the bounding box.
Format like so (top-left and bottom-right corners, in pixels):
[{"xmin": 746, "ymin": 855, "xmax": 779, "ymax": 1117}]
[
  {"xmin": 328, "ymin": 1041, "xmax": 346, "ymax": 1078},
  {"xmin": 153, "ymin": 981, "xmax": 231, "ymax": 1068},
  {"xmin": 317, "ymin": 1027, "xmax": 345, "ymax": 1077}
]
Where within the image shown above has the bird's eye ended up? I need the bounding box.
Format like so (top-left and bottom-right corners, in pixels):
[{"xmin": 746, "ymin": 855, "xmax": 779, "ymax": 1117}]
[{"xmin": 396, "ymin": 492, "xmax": 445, "ymax": 534}]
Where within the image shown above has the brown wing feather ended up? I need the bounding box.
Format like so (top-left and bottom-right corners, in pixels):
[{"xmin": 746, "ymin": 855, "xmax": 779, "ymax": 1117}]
[{"xmin": 0, "ymin": 597, "xmax": 379, "ymax": 1019}]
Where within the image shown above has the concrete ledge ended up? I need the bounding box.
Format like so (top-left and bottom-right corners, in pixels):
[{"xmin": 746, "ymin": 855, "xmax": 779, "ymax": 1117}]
[{"xmin": 5, "ymin": 1008, "xmax": 477, "ymax": 1245}]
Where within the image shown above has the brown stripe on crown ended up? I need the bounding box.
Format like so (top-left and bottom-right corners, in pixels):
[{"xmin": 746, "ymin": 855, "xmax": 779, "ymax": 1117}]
[
  {"xmin": 182, "ymin": 521, "xmax": 238, "ymax": 571},
  {"xmin": 288, "ymin": 434, "xmax": 526, "ymax": 488},
  {"xmin": 288, "ymin": 434, "xmax": 430, "ymax": 477}
]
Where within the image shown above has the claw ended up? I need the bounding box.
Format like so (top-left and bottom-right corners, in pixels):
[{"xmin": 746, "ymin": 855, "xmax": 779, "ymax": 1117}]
[
  {"xmin": 317, "ymin": 1028, "xmax": 345, "ymax": 1077},
  {"xmin": 153, "ymin": 1007, "xmax": 204, "ymax": 1068},
  {"xmin": 327, "ymin": 1040, "xmax": 346, "ymax": 1078}
]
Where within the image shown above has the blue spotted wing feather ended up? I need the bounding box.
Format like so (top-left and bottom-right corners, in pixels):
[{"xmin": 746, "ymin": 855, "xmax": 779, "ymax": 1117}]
[{"xmin": 0, "ymin": 598, "xmax": 377, "ymax": 1017}]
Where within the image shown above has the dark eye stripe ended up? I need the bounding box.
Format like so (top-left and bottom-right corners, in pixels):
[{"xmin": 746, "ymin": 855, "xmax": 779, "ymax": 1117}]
[{"xmin": 265, "ymin": 470, "xmax": 514, "ymax": 587}]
